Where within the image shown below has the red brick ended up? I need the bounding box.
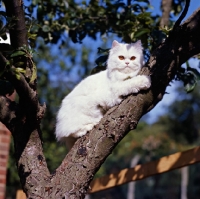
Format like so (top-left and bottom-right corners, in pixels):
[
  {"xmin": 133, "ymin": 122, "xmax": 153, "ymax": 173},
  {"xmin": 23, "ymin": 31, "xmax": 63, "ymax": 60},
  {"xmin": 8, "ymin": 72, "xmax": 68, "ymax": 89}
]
[
  {"xmin": 0, "ymin": 148, "xmax": 9, "ymax": 154},
  {"xmin": 0, "ymin": 157, "xmax": 7, "ymax": 162},
  {"xmin": 0, "ymin": 125, "xmax": 10, "ymax": 199},
  {"xmin": 0, "ymin": 169, "xmax": 6, "ymax": 175},
  {"xmin": 0, "ymin": 151, "xmax": 9, "ymax": 157},
  {"xmin": 0, "ymin": 136, "xmax": 10, "ymax": 143},
  {"xmin": 0, "ymin": 185, "xmax": 5, "ymax": 193},
  {"xmin": 0, "ymin": 129, "xmax": 10, "ymax": 136},
  {"xmin": 0, "ymin": 178, "xmax": 6, "ymax": 184},
  {"xmin": 0, "ymin": 145, "xmax": 9, "ymax": 151},
  {"xmin": 0, "ymin": 155, "xmax": 6, "ymax": 160},
  {"xmin": 0, "ymin": 161, "xmax": 6, "ymax": 167}
]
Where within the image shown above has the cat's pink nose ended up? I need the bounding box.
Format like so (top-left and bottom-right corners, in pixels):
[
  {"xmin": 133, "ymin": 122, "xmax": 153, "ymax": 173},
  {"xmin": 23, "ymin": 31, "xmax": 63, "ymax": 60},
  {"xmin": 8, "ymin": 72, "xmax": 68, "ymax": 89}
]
[{"xmin": 125, "ymin": 62, "xmax": 129, "ymax": 65}]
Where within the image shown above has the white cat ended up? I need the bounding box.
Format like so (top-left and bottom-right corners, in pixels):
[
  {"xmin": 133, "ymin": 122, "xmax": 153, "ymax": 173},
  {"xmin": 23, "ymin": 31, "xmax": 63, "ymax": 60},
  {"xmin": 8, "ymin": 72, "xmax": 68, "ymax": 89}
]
[{"xmin": 55, "ymin": 40, "xmax": 151, "ymax": 147}]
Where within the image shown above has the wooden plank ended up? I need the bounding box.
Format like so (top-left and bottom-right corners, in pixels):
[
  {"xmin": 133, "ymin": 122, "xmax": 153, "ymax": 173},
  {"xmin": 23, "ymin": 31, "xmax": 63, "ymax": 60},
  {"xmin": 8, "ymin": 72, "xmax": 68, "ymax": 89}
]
[
  {"xmin": 16, "ymin": 190, "xmax": 26, "ymax": 199},
  {"xmin": 89, "ymin": 146, "xmax": 200, "ymax": 193}
]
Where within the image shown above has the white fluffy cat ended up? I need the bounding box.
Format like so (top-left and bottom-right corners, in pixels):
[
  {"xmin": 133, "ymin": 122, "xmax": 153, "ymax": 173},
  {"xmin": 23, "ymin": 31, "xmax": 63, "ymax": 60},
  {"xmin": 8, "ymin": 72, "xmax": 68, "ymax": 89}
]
[{"xmin": 55, "ymin": 40, "xmax": 151, "ymax": 147}]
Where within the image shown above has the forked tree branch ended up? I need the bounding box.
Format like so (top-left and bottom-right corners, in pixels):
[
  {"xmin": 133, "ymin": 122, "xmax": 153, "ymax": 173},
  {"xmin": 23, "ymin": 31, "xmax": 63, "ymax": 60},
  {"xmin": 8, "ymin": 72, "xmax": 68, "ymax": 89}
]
[{"xmin": 52, "ymin": 8, "xmax": 200, "ymax": 198}]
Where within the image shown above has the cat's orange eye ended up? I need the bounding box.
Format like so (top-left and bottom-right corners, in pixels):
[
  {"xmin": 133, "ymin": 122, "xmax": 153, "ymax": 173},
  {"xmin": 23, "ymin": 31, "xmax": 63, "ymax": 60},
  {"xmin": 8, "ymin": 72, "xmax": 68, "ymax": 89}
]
[
  {"xmin": 130, "ymin": 56, "xmax": 136, "ymax": 60},
  {"xmin": 118, "ymin": 55, "xmax": 125, "ymax": 60}
]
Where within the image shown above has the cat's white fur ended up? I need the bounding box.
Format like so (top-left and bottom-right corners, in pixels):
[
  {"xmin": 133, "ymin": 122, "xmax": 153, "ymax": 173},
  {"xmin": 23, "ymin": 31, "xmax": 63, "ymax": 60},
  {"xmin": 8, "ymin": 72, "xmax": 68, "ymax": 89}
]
[{"xmin": 55, "ymin": 40, "xmax": 151, "ymax": 147}]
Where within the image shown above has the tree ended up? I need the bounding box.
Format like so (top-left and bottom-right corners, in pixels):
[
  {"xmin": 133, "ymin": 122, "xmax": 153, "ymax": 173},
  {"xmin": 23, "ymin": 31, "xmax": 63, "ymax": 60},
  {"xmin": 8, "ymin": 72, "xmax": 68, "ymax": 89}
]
[{"xmin": 1, "ymin": 0, "xmax": 200, "ymax": 198}]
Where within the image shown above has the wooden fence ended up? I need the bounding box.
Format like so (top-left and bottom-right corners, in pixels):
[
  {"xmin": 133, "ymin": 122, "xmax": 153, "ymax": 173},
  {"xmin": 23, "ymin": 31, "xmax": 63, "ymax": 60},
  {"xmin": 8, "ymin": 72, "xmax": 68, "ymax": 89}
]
[
  {"xmin": 89, "ymin": 146, "xmax": 200, "ymax": 193},
  {"xmin": 16, "ymin": 146, "xmax": 200, "ymax": 198}
]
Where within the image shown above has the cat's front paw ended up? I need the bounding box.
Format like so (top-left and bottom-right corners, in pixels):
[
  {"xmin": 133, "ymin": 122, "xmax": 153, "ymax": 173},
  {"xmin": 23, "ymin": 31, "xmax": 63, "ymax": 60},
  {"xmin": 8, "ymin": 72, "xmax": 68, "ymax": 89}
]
[{"xmin": 137, "ymin": 75, "xmax": 151, "ymax": 90}]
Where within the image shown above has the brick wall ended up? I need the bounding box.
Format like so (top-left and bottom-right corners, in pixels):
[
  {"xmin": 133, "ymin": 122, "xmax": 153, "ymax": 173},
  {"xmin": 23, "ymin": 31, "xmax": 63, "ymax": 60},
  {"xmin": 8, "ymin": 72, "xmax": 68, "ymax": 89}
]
[{"xmin": 0, "ymin": 123, "xmax": 11, "ymax": 199}]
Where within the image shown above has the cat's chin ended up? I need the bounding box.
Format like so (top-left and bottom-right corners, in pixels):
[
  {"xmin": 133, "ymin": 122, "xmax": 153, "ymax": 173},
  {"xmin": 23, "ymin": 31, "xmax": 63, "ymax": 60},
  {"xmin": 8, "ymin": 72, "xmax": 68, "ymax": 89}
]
[{"xmin": 118, "ymin": 66, "xmax": 139, "ymax": 74}]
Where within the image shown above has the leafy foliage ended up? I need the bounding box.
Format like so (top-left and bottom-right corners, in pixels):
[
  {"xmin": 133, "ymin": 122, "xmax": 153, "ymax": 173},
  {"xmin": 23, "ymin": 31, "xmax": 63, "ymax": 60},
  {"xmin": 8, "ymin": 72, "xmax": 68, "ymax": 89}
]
[
  {"xmin": 26, "ymin": 0, "xmax": 159, "ymax": 49},
  {"xmin": 176, "ymin": 61, "xmax": 200, "ymax": 92}
]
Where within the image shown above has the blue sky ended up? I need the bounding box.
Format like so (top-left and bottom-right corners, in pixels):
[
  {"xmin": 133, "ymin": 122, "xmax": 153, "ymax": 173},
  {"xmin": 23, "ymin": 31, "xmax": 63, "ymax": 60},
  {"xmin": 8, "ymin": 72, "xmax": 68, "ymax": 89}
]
[{"xmin": 150, "ymin": 0, "xmax": 200, "ymax": 20}]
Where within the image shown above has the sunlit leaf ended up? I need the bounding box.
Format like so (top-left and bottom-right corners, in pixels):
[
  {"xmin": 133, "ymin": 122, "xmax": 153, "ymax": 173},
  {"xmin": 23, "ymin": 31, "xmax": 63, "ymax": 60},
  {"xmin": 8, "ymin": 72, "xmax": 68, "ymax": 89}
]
[
  {"xmin": 10, "ymin": 50, "xmax": 26, "ymax": 57},
  {"xmin": 15, "ymin": 67, "xmax": 26, "ymax": 74},
  {"xmin": 30, "ymin": 63, "xmax": 37, "ymax": 83},
  {"xmin": 97, "ymin": 47, "xmax": 110, "ymax": 55},
  {"xmin": 134, "ymin": 28, "xmax": 150, "ymax": 38},
  {"xmin": 28, "ymin": 32, "xmax": 37, "ymax": 40},
  {"xmin": 42, "ymin": 25, "xmax": 50, "ymax": 32}
]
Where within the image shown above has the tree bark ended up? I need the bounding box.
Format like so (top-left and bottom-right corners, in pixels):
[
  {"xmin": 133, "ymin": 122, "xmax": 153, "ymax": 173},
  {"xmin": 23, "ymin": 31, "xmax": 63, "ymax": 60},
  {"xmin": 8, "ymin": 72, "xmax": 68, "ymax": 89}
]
[
  {"xmin": 1, "ymin": 1, "xmax": 200, "ymax": 198},
  {"xmin": 3, "ymin": 0, "xmax": 28, "ymax": 48},
  {"xmin": 160, "ymin": 0, "xmax": 173, "ymax": 27}
]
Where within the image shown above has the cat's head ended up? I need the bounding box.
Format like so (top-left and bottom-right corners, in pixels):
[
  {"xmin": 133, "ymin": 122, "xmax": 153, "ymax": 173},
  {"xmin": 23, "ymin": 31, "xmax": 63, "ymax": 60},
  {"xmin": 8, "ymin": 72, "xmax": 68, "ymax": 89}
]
[{"xmin": 107, "ymin": 40, "xmax": 144, "ymax": 78}]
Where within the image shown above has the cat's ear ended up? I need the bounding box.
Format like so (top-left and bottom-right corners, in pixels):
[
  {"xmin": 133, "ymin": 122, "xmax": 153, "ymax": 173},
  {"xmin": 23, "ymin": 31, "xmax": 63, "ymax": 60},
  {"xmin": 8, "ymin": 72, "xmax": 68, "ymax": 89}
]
[
  {"xmin": 112, "ymin": 40, "xmax": 120, "ymax": 48},
  {"xmin": 134, "ymin": 40, "xmax": 142, "ymax": 48},
  {"xmin": 134, "ymin": 40, "xmax": 143, "ymax": 50}
]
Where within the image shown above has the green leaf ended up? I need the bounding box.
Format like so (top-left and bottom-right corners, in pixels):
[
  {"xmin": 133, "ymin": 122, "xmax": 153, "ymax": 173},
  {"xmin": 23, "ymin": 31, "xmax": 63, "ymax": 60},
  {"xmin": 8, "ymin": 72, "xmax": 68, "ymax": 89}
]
[
  {"xmin": 97, "ymin": 47, "xmax": 110, "ymax": 55},
  {"xmin": 186, "ymin": 67, "xmax": 200, "ymax": 81},
  {"xmin": 183, "ymin": 72, "xmax": 198, "ymax": 93},
  {"xmin": 95, "ymin": 55, "xmax": 108, "ymax": 66},
  {"xmin": 30, "ymin": 63, "xmax": 37, "ymax": 83},
  {"xmin": 15, "ymin": 73, "xmax": 21, "ymax": 80},
  {"xmin": 15, "ymin": 62, "xmax": 25, "ymax": 67},
  {"xmin": 28, "ymin": 32, "xmax": 37, "ymax": 40},
  {"xmin": 42, "ymin": 25, "xmax": 51, "ymax": 32},
  {"xmin": 185, "ymin": 81, "xmax": 196, "ymax": 93},
  {"xmin": 10, "ymin": 50, "xmax": 26, "ymax": 58},
  {"xmin": 15, "ymin": 67, "xmax": 26, "ymax": 74},
  {"xmin": 134, "ymin": 28, "xmax": 150, "ymax": 38}
]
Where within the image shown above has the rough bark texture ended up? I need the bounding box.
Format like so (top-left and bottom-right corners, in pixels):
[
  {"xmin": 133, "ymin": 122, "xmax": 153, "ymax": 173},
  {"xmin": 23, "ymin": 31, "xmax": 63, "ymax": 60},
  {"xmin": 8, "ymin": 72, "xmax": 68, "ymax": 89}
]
[
  {"xmin": 160, "ymin": 0, "xmax": 173, "ymax": 27},
  {"xmin": 1, "ymin": 0, "xmax": 200, "ymax": 198},
  {"xmin": 3, "ymin": 0, "xmax": 28, "ymax": 48}
]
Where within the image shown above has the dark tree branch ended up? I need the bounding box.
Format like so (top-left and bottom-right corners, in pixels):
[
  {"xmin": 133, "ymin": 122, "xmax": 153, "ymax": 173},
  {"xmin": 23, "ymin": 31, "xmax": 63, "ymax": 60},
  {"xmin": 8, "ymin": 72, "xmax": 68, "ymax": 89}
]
[
  {"xmin": 173, "ymin": 0, "xmax": 191, "ymax": 28},
  {"xmin": 0, "ymin": 95, "xmax": 17, "ymax": 130},
  {"xmin": 0, "ymin": 1, "xmax": 49, "ymax": 194},
  {"xmin": 26, "ymin": 7, "xmax": 200, "ymax": 198},
  {"xmin": 0, "ymin": 0, "xmax": 45, "ymax": 129},
  {"xmin": 0, "ymin": 52, "xmax": 48, "ymax": 187},
  {"xmin": 3, "ymin": 0, "xmax": 28, "ymax": 48},
  {"xmin": 0, "ymin": 52, "xmax": 45, "ymax": 122}
]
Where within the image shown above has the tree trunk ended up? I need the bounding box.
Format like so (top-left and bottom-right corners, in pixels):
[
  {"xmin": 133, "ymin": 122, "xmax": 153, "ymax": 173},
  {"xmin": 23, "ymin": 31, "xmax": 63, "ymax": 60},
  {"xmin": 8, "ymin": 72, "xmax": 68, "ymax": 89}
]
[{"xmin": 160, "ymin": 0, "xmax": 173, "ymax": 27}]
